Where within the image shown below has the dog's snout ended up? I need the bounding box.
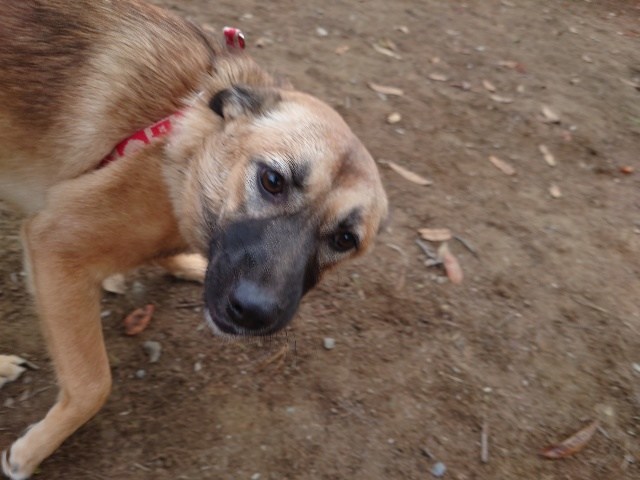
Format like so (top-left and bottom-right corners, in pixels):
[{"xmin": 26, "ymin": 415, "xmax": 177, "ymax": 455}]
[{"xmin": 226, "ymin": 280, "xmax": 279, "ymax": 331}]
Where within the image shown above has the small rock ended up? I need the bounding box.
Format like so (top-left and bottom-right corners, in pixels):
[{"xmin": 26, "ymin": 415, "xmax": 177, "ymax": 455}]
[
  {"xmin": 316, "ymin": 27, "xmax": 328, "ymax": 37},
  {"xmin": 431, "ymin": 462, "xmax": 447, "ymax": 478},
  {"xmin": 387, "ymin": 112, "xmax": 402, "ymax": 124},
  {"xmin": 323, "ymin": 337, "xmax": 336, "ymax": 350},
  {"xmin": 100, "ymin": 310, "xmax": 112, "ymax": 319},
  {"xmin": 633, "ymin": 363, "xmax": 640, "ymax": 374},
  {"xmin": 429, "ymin": 73, "xmax": 449, "ymax": 82},
  {"xmin": 251, "ymin": 474, "xmax": 261, "ymax": 480},
  {"xmin": 135, "ymin": 369, "xmax": 146, "ymax": 379},
  {"xmin": 142, "ymin": 341, "xmax": 162, "ymax": 363},
  {"xmin": 194, "ymin": 361, "xmax": 203, "ymax": 372}
]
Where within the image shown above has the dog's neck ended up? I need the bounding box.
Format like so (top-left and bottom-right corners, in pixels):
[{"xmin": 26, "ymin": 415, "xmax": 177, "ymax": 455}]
[{"xmin": 96, "ymin": 27, "xmax": 246, "ymax": 170}]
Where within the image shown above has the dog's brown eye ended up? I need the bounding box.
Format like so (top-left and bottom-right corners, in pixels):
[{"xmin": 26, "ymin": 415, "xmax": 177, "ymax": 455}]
[
  {"xmin": 260, "ymin": 168, "xmax": 285, "ymax": 195},
  {"xmin": 332, "ymin": 231, "xmax": 358, "ymax": 252}
]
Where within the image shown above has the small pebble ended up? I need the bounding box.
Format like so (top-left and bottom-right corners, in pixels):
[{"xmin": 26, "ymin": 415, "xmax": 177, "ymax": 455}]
[
  {"xmin": 251, "ymin": 474, "xmax": 261, "ymax": 480},
  {"xmin": 194, "ymin": 361, "xmax": 203, "ymax": 372},
  {"xmin": 431, "ymin": 462, "xmax": 447, "ymax": 478},
  {"xmin": 142, "ymin": 341, "xmax": 162, "ymax": 363},
  {"xmin": 387, "ymin": 112, "xmax": 402, "ymax": 124},
  {"xmin": 316, "ymin": 27, "xmax": 328, "ymax": 37},
  {"xmin": 135, "ymin": 369, "xmax": 146, "ymax": 379},
  {"xmin": 633, "ymin": 363, "xmax": 640, "ymax": 374},
  {"xmin": 323, "ymin": 337, "xmax": 336, "ymax": 350}
]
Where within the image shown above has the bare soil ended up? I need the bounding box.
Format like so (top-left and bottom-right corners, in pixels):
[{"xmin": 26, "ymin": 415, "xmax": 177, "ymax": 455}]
[{"xmin": 1, "ymin": 1, "xmax": 639, "ymax": 479}]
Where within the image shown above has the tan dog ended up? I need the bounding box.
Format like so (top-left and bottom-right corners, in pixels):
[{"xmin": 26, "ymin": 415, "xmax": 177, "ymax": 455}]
[{"xmin": 0, "ymin": 1, "xmax": 387, "ymax": 478}]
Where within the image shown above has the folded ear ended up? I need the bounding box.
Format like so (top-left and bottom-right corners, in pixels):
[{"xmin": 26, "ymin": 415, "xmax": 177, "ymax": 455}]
[{"xmin": 209, "ymin": 85, "xmax": 280, "ymax": 120}]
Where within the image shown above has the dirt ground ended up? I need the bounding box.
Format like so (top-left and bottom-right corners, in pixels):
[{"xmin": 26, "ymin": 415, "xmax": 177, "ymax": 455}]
[{"xmin": 1, "ymin": 0, "xmax": 639, "ymax": 479}]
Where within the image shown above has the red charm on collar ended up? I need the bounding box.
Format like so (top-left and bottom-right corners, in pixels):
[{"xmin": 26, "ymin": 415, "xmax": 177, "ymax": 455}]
[
  {"xmin": 223, "ymin": 26, "xmax": 245, "ymax": 50},
  {"xmin": 97, "ymin": 112, "xmax": 182, "ymax": 169}
]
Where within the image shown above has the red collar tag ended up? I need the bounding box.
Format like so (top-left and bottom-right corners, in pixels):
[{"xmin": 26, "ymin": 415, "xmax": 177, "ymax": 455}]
[{"xmin": 223, "ymin": 26, "xmax": 245, "ymax": 50}]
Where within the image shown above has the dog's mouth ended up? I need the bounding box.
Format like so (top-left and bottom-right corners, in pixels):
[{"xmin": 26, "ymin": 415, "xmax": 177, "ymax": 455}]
[
  {"xmin": 204, "ymin": 307, "xmax": 240, "ymax": 337},
  {"xmin": 203, "ymin": 305, "xmax": 277, "ymax": 338}
]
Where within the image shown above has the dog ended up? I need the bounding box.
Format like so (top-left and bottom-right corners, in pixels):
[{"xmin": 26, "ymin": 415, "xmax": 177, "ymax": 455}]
[{"xmin": 0, "ymin": 0, "xmax": 388, "ymax": 478}]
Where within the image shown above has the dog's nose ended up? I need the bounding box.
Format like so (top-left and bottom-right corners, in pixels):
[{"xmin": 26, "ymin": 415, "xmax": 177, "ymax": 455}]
[{"xmin": 226, "ymin": 280, "xmax": 279, "ymax": 331}]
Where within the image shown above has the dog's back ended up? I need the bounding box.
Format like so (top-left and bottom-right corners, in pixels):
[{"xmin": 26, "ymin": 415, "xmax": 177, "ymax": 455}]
[{"xmin": 0, "ymin": 0, "xmax": 214, "ymax": 212}]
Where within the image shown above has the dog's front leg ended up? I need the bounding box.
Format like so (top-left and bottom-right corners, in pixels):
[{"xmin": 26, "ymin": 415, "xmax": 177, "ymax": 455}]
[{"xmin": 2, "ymin": 215, "xmax": 111, "ymax": 480}]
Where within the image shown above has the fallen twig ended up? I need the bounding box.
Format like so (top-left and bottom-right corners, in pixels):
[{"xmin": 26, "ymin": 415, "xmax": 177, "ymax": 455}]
[
  {"xmin": 175, "ymin": 301, "xmax": 204, "ymax": 309},
  {"xmin": 416, "ymin": 239, "xmax": 439, "ymax": 262},
  {"xmin": 454, "ymin": 235, "xmax": 479, "ymax": 258},
  {"xmin": 570, "ymin": 295, "xmax": 609, "ymax": 314},
  {"xmin": 481, "ymin": 420, "xmax": 489, "ymax": 463}
]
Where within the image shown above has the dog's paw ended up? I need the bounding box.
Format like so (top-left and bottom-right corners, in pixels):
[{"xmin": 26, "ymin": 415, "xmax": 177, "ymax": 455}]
[
  {"xmin": 162, "ymin": 253, "xmax": 208, "ymax": 284},
  {"xmin": 102, "ymin": 273, "xmax": 127, "ymax": 295},
  {"xmin": 0, "ymin": 355, "xmax": 36, "ymax": 389},
  {"xmin": 2, "ymin": 447, "xmax": 31, "ymax": 480}
]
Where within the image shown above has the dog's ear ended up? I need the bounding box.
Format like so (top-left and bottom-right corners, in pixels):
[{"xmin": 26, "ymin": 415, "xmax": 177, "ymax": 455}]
[{"xmin": 209, "ymin": 85, "xmax": 280, "ymax": 120}]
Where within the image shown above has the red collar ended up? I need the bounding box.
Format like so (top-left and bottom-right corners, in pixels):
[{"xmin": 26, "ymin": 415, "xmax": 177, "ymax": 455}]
[{"xmin": 97, "ymin": 112, "xmax": 182, "ymax": 169}]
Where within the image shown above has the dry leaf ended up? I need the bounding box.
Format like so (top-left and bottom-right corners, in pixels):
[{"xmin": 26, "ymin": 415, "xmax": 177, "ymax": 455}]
[
  {"xmin": 489, "ymin": 155, "xmax": 516, "ymax": 176},
  {"xmin": 124, "ymin": 304, "xmax": 155, "ymax": 336},
  {"xmin": 497, "ymin": 60, "xmax": 518, "ymax": 69},
  {"xmin": 387, "ymin": 112, "xmax": 402, "ymax": 124},
  {"xmin": 438, "ymin": 243, "xmax": 464, "ymax": 285},
  {"xmin": 539, "ymin": 144, "xmax": 556, "ymax": 166},
  {"xmin": 429, "ymin": 73, "xmax": 449, "ymax": 82},
  {"xmin": 541, "ymin": 420, "xmax": 599, "ymax": 459},
  {"xmin": 541, "ymin": 105, "xmax": 561, "ymax": 123},
  {"xmin": 497, "ymin": 60, "xmax": 526, "ymax": 73},
  {"xmin": 490, "ymin": 95, "xmax": 514, "ymax": 104},
  {"xmin": 372, "ymin": 43, "xmax": 402, "ymax": 60},
  {"xmin": 368, "ymin": 82, "xmax": 404, "ymax": 96},
  {"xmin": 482, "ymin": 80, "xmax": 497, "ymax": 92},
  {"xmin": 102, "ymin": 273, "xmax": 126, "ymax": 295},
  {"xmin": 381, "ymin": 160, "xmax": 433, "ymax": 186},
  {"xmin": 549, "ymin": 184, "xmax": 562, "ymax": 198},
  {"xmin": 378, "ymin": 38, "xmax": 398, "ymax": 51},
  {"xmin": 418, "ymin": 228, "xmax": 452, "ymax": 242},
  {"xmin": 619, "ymin": 78, "xmax": 640, "ymax": 90},
  {"xmin": 335, "ymin": 45, "xmax": 350, "ymax": 55},
  {"xmin": 452, "ymin": 81, "xmax": 472, "ymax": 91}
]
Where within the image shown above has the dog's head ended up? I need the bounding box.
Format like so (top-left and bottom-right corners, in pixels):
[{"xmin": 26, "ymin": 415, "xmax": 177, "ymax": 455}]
[{"xmin": 167, "ymin": 58, "xmax": 388, "ymax": 336}]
